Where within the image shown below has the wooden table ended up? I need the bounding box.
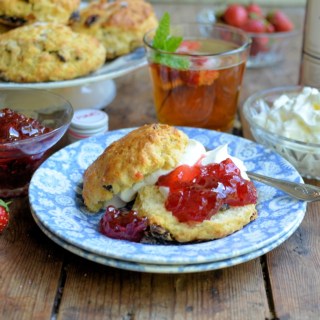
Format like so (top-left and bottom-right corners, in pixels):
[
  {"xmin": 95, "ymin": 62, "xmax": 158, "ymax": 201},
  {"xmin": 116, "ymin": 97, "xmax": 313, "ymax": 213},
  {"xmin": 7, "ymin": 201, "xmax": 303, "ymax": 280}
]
[{"xmin": 2, "ymin": 3, "xmax": 320, "ymax": 320}]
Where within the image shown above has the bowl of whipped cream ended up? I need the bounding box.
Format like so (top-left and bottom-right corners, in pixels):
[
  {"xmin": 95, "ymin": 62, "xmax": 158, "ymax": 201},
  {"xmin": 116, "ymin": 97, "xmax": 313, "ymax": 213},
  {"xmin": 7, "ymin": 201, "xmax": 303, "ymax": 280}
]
[{"xmin": 243, "ymin": 85, "xmax": 320, "ymax": 180}]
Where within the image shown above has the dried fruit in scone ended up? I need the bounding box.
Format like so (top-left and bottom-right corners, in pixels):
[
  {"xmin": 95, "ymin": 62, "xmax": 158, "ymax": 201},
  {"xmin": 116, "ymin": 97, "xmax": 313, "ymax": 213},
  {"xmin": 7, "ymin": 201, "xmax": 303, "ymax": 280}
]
[
  {"xmin": 0, "ymin": 22, "xmax": 13, "ymax": 34},
  {"xmin": 134, "ymin": 185, "xmax": 257, "ymax": 243},
  {"xmin": 71, "ymin": 0, "xmax": 158, "ymax": 60},
  {"xmin": 0, "ymin": 0, "xmax": 80, "ymax": 27},
  {"xmin": 82, "ymin": 124, "xmax": 189, "ymax": 212},
  {"xmin": 0, "ymin": 23, "xmax": 106, "ymax": 82}
]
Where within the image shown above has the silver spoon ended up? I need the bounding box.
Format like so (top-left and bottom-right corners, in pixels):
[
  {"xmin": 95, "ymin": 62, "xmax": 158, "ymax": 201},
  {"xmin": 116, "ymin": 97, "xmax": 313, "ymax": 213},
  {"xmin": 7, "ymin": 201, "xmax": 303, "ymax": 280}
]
[{"xmin": 247, "ymin": 171, "xmax": 320, "ymax": 202}]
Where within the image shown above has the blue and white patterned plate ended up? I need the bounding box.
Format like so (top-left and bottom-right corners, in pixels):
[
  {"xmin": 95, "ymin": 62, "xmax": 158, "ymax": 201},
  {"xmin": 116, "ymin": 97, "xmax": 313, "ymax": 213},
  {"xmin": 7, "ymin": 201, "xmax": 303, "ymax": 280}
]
[
  {"xmin": 31, "ymin": 207, "xmax": 303, "ymax": 273},
  {"xmin": 29, "ymin": 127, "xmax": 307, "ymax": 265}
]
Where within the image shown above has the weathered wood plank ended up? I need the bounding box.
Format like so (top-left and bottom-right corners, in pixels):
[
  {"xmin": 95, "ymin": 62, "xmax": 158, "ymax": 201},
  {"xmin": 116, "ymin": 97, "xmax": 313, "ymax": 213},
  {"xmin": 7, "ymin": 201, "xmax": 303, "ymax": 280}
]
[
  {"xmin": 0, "ymin": 197, "xmax": 64, "ymax": 320},
  {"xmin": 266, "ymin": 180, "xmax": 320, "ymax": 320},
  {"xmin": 57, "ymin": 256, "xmax": 270, "ymax": 320}
]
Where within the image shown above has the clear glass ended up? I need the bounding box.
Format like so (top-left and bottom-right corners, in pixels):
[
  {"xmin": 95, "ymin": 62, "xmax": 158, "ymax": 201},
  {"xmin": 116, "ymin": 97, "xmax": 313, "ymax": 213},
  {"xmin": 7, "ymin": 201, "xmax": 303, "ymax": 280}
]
[
  {"xmin": 246, "ymin": 30, "xmax": 298, "ymax": 68},
  {"xmin": 197, "ymin": 8, "xmax": 298, "ymax": 69},
  {"xmin": 243, "ymin": 85, "xmax": 320, "ymax": 180},
  {"xmin": 144, "ymin": 23, "xmax": 251, "ymax": 132},
  {"xmin": 0, "ymin": 89, "xmax": 73, "ymax": 197}
]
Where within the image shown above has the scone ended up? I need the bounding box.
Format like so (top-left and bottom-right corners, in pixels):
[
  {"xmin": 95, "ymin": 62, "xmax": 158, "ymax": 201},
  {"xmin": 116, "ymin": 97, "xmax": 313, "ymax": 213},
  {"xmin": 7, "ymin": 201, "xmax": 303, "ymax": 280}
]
[
  {"xmin": 134, "ymin": 185, "xmax": 257, "ymax": 243},
  {"xmin": 83, "ymin": 124, "xmax": 258, "ymax": 243},
  {"xmin": 82, "ymin": 124, "xmax": 189, "ymax": 212},
  {"xmin": 0, "ymin": 0, "xmax": 80, "ymax": 27},
  {"xmin": 71, "ymin": 0, "xmax": 158, "ymax": 60},
  {"xmin": 0, "ymin": 23, "xmax": 106, "ymax": 82}
]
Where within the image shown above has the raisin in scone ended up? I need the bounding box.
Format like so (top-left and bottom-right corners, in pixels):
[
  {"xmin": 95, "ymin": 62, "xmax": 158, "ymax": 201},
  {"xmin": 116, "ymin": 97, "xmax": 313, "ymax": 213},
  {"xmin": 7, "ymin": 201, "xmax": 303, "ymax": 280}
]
[
  {"xmin": 0, "ymin": 0, "xmax": 80, "ymax": 27},
  {"xmin": 0, "ymin": 22, "xmax": 12, "ymax": 34},
  {"xmin": 0, "ymin": 23, "xmax": 106, "ymax": 82},
  {"xmin": 82, "ymin": 124, "xmax": 189, "ymax": 212},
  {"xmin": 71, "ymin": 0, "xmax": 158, "ymax": 60}
]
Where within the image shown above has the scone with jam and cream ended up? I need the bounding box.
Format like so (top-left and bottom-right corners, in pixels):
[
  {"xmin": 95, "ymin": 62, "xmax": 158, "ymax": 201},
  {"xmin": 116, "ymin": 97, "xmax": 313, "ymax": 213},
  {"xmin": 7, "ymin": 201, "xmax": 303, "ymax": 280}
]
[
  {"xmin": 82, "ymin": 124, "xmax": 258, "ymax": 243},
  {"xmin": 83, "ymin": 124, "xmax": 189, "ymax": 212}
]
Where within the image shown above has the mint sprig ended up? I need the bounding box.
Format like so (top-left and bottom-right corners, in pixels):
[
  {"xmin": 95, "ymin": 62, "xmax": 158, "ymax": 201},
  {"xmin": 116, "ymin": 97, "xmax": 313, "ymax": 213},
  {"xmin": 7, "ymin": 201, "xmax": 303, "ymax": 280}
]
[{"xmin": 151, "ymin": 12, "xmax": 190, "ymax": 69}]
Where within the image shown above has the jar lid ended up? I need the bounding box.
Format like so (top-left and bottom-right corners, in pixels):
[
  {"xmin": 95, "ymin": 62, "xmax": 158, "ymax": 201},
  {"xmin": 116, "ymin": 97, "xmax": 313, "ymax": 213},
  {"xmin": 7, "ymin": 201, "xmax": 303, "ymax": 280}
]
[{"xmin": 70, "ymin": 109, "xmax": 108, "ymax": 130}]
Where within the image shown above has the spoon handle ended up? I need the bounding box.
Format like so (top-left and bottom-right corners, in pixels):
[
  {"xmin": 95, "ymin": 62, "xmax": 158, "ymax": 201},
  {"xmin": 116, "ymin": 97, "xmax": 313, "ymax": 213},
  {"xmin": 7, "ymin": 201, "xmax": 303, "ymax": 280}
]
[{"xmin": 247, "ymin": 172, "xmax": 320, "ymax": 202}]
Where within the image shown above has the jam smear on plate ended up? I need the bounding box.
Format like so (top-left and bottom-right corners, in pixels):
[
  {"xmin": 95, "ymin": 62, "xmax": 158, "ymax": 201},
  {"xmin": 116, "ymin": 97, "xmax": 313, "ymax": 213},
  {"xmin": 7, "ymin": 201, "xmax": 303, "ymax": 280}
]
[
  {"xmin": 157, "ymin": 158, "xmax": 257, "ymax": 223},
  {"xmin": 100, "ymin": 206, "xmax": 148, "ymax": 242}
]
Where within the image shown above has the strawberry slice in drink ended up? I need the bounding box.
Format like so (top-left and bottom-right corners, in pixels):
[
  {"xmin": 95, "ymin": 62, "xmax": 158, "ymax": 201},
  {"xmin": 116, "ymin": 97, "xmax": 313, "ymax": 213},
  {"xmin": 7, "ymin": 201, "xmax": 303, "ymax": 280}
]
[
  {"xmin": 150, "ymin": 63, "xmax": 183, "ymax": 90},
  {"xmin": 177, "ymin": 40, "xmax": 201, "ymax": 53},
  {"xmin": 180, "ymin": 69, "xmax": 219, "ymax": 87}
]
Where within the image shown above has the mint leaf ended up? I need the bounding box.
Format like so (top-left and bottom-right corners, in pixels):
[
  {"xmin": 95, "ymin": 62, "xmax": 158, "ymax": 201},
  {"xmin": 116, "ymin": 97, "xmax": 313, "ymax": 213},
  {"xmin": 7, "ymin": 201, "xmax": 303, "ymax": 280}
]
[
  {"xmin": 153, "ymin": 53, "xmax": 190, "ymax": 70},
  {"xmin": 151, "ymin": 12, "xmax": 190, "ymax": 70},
  {"xmin": 164, "ymin": 35, "xmax": 183, "ymax": 52},
  {"xmin": 153, "ymin": 12, "xmax": 170, "ymax": 50}
]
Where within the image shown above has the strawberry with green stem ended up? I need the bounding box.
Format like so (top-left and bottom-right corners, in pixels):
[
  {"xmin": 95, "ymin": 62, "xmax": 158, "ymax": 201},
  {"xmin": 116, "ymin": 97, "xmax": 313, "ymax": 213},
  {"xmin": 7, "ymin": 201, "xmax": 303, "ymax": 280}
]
[
  {"xmin": 267, "ymin": 10, "xmax": 294, "ymax": 32},
  {"xmin": 0, "ymin": 199, "xmax": 10, "ymax": 233}
]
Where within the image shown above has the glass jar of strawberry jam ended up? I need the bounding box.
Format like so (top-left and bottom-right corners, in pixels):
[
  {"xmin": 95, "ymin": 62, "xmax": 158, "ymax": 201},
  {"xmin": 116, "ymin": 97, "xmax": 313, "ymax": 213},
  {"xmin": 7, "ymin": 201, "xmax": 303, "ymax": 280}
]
[{"xmin": 0, "ymin": 89, "xmax": 73, "ymax": 198}]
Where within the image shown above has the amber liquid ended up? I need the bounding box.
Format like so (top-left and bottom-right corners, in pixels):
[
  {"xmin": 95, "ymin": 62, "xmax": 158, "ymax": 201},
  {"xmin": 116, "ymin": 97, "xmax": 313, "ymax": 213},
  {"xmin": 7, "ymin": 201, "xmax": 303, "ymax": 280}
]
[{"xmin": 149, "ymin": 38, "xmax": 246, "ymax": 132}]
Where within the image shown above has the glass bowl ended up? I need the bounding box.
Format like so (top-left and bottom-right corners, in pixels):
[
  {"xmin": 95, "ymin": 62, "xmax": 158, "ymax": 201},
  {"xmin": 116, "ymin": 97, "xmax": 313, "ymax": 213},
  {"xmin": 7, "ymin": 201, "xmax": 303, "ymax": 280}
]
[
  {"xmin": 0, "ymin": 89, "xmax": 73, "ymax": 197},
  {"xmin": 242, "ymin": 85, "xmax": 320, "ymax": 180},
  {"xmin": 245, "ymin": 30, "xmax": 297, "ymax": 68},
  {"xmin": 197, "ymin": 8, "xmax": 298, "ymax": 68}
]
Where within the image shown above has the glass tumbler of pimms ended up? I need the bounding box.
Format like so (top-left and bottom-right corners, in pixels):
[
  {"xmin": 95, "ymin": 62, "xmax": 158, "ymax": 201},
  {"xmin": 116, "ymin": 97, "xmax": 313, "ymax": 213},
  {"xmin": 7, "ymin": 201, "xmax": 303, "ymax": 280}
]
[
  {"xmin": 0, "ymin": 89, "xmax": 73, "ymax": 198},
  {"xmin": 144, "ymin": 23, "xmax": 251, "ymax": 132}
]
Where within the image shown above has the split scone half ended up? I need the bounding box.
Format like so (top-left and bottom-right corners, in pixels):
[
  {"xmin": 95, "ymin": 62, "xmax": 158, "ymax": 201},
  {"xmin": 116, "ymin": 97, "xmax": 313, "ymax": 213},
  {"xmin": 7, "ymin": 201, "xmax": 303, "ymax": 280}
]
[
  {"xmin": 82, "ymin": 124, "xmax": 189, "ymax": 212},
  {"xmin": 82, "ymin": 123, "xmax": 258, "ymax": 243},
  {"xmin": 134, "ymin": 186, "xmax": 257, "ymax": 243}
]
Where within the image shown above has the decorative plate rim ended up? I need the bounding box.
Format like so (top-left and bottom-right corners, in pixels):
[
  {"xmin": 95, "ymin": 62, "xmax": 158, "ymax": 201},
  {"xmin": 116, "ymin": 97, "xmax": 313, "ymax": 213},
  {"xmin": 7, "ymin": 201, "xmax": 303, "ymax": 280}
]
[
  {"xmin": 29, "ymin": 127, "xmax": 307, "ymax": 265},
  {"xmin": 31, "ymin": 207, "xmax": 303, "ymax": 273}
]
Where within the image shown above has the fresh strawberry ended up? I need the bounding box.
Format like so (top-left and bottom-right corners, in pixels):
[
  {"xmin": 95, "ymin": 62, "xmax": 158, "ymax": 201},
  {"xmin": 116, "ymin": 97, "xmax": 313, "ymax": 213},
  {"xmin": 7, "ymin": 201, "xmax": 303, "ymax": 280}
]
[
  {"xmin": 250, "ymin": 37, "xmax": 269, "ymax": 56},
  {"xmin": 0, "ymin": 199, "xmax": 10, "ymax": 233},
  {"xmin": 242, "ymin": 18, "xmax": 266, "ymax": 33},
  {"xmin": 265, "ymin": 21, "xmax": 275, "ymax": 33},
  {"xmin": 223, "ymin": 4, "xmax": 248, "ymax": 28},
  {"xmin": 246, "ymin": 3, "xmax": 263, "ymax": 18},
  {"xmin": 181, "ymin": 69, "xmax": 219, "ymax": 87},
  {"xmin": 267, "ymin": 10, "xmax": 294, "ymax": 32}
]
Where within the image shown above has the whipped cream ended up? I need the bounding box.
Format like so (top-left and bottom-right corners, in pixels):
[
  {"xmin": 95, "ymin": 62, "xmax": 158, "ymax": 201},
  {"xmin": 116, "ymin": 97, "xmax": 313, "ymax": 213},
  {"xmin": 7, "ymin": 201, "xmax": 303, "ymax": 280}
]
[
  {"xmin": 119, "ymin": 139, "xmax": 206, "ymax": 202},
  {"xmin": 254, "ymin": 87, "xmax": 320, "ymax": 144},
  {"xmin": 201, "ymin": 144, "xmax": 249, "ymax": 180},
  {"xmin": 158, "ymin": 143, "xmax": 249, "ymax": 199},
  {"xmin": 116, "ymin": 141, "xmax": 248, "ymax": 203}
]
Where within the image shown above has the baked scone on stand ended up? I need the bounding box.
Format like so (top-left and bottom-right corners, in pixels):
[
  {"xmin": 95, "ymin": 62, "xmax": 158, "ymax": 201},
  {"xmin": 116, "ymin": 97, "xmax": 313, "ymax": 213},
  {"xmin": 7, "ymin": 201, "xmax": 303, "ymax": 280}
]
[
  {"xmin": 0, "ymin": 22, "xmax": 106, "ymax": 82},
  {"xmin": 0, "ymin": 0, "xmax": 80, "ymax": 27},
  {"xmin": 70, "ymin": 0, "xmax": 158, "ymax": 60},
  {"xmin": 82, "ymin": 124, "xmax": 258, "ymax": 244}
]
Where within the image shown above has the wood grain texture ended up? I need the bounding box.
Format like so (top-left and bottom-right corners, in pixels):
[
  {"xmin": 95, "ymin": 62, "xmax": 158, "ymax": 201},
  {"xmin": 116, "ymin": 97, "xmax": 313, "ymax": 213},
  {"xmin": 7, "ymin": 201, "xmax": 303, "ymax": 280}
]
[
  {"xmin": 0, "ymin": 197, "xmax": 64, "ymax": 319},
  {"xmin": 266, "ymin": 180, "xmax": 320, "ymax": 320},
  {"xmin": 0, "ymin": 3, "xmax": 318, "ymax": 320},
  {"xmin": 57, "ymin": 256, "xmax": 269, "ymax": 320}
]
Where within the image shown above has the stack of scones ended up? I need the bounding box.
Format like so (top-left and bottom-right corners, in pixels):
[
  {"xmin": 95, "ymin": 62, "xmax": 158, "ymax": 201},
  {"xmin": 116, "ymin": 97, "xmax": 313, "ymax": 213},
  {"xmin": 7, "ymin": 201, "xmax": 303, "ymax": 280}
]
[{"xmin": 0, "ymin": 0, "xmax": 158, "ymax": 82}]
